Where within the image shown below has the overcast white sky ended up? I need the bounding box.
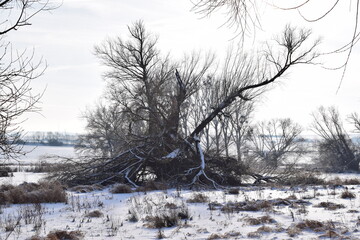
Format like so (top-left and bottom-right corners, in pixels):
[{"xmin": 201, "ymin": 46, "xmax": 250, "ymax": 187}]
[{"xmin": 8, "ymin": 0, "xmax": 360, "ymax": 134}]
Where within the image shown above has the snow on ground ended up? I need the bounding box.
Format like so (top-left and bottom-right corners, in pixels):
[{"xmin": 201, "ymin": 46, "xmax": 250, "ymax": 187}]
[
  {"xmin": 1, "ymin": 146, "xmax": 360, "ymax": 239},
  {"xmin": 1, "ymin": 183, "xmax": 360, "ymax": 239}
]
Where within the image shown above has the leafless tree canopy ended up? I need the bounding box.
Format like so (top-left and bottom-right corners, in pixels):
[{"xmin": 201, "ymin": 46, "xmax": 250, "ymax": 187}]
[
  {"xmin": 246, "ymin": 118, "xmax": 304, "ymax": 183},
  {"xmin": 55, "ymin": 21, "xmax": 320, "ymax": 188},
  {"xmin": 191, "ymin": 0, "xmax": 360, "ymax": 90},
  {"xmin": 0, "ymin": 0, "xmax": 50, "ymax": 159},
  {"xmin": 312, "ymin": 106, "xmax": 359, "ymax": 172}
]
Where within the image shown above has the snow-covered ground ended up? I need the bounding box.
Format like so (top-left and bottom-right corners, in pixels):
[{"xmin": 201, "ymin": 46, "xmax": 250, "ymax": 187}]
[
  {"xmin": 2, "ymin": 184, "xmax": 360, "ymax": 239},
  {"xmin": 1, "ymin": 146, "xmax": 360, "ymax": 239}
]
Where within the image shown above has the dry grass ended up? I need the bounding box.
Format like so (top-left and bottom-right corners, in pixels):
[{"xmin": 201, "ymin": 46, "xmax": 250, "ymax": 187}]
[
  {"xmin": 221, "ymin": 200, "xmax": 273, "ymax": 213},
  {"xmin": 245, "ymin": 215, "xmax": 275, "ymax": 225},
  {"xmin": 326, "ymin": 177, "xmax": 360, "ymax": 185},
  {"xmin": 28, "ymin": 230, "xmax": 84, "ymax": 240},
  {"xmin": 280, "ymin": 171, "xmax": 325, "ymax": 186},
  {"xmin": 340, "ymin": 189, "xmax": 356, "ymax": 199},
  {"xmin": 207, "ymin": 231, "xmax": 241, "ymax": 239},
  {"xmin": 296, "ymin": 219, "xmax": 324, "ymax": 232},
  {"xmin": 187, "ymin": 193, "xmax": 209, "ymax": 203},
  {"xmin": 85, "ymin": 210, "xmax": 103, "ymax": 218},
  {"xmin": 314, "ymin": 201, "xmax": 346, "ymax": 210},
  {"xmin": 110, "ymin": 184, "xmax": 133, "ymax": 194},
  {"xmin": 246, "ymin": 231, "xmax": 262, "ymax": 238},
  {"xmin": 286, "ymin": 226, "xmax": 302, "ymax": 237},
  {"xmin": 69, "ymin": 184, "xmax": 104, "ymax": 193},
  {"xmin": 0, "ymin": 181, "xmax": 67, "ymax": 204},
  {"xmin": 256, "ymin": 225, "xmax": 273, "ymax": 233}
]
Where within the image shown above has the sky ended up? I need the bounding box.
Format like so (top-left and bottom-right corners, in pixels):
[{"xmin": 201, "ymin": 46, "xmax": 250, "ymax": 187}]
[{"xmin": 6, "ymin": 0, "xmax": 360, "ymax": 135}]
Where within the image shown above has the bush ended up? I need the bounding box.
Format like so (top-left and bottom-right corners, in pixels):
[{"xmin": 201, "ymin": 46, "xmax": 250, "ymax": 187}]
[{"xmin": 0, "ymin": 181, "xmax": 67, "ymax": 204}]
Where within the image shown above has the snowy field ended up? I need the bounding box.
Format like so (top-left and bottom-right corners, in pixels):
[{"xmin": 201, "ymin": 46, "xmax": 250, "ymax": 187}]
[{"xmin": 1, "ymin": 147, "xmax": 360, "ymax": 239}]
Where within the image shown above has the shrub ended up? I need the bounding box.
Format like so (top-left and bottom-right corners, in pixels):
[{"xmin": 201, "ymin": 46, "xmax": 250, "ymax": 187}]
[
  {"xmin": 0, "ymin": 181, "xmax": 67, "ymax": 204},
  {"xmin": 110, "ymin": 184, "xmax": 133, "ymax": 194}
]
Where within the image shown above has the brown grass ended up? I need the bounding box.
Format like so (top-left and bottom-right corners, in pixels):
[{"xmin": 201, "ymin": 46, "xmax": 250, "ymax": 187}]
[
  {"xmin": 245, "ymin": 215, "xmax": 275, "ymax": 225},
  {"xmin": 0, "ymin": 181, "xmax": 67, "ymax": 204},
  {"xmin": 135, "ymin": 181, "xmax": 168, "ymax": 192},
  {"xmin": 85, "ymin": 210, "xmax": 103, "ymax": 218},
  {"xmin": 110, "ymin": 184, "xmax": 133, "ymax": 194},
  {"xmin": 28, "ymin": 230, "xmax": 84, "ymax": 240},
  {"xmin": 326, "ymin": 177, "xmax": 360, "ymax": 185},
  {"xmin": 280, "ymin": 172, "xmax": 325, "ymax": 186},
  {"xmin": 221, "ymin": 200, "xmax": 273, "ymax": 213},
  {"xmin": 296, "ymin": 219, "xmax": 324, "ymax": 232},
  {"xmin": 286, "ymin": 226, "xmax": 302, "ymax": 237},
  {"xmin": 256, "ymin": 225, "xmax": 273, "ymax": 233},
  {"xmin": 315, "ymin": 201, "xmax": 346, "ymax": 210},
  {"xmin": 340, "ymin": 189, "xmax": 356, "ymax": 199},
  {"xmin": 246, "ymin": 231, "xmax": 262, "ymax": 238},
  {"xmin": 319, "ymin": 230, "xmax": 340, "ymax": 238},
  {"xmin": 69, "ymin": 184, "xmax": 104, "ymax": 193},
  {"xmin": 187, "ymin": 193, "xmax": 209, "ymax": 203}
]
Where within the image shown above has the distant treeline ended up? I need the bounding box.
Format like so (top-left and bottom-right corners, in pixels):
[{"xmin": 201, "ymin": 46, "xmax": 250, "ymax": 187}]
[{"xmin": 21, "ymin": 132, "xmax": 79, "ymax": 146}]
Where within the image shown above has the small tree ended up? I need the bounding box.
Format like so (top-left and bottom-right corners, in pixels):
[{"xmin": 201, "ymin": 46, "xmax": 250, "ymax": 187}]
[
  {"xmin": 312, "ymin": 106, "xmax": 359, "ymax": 172},
  {"xmin": 246, "ymin": 118, "xmax": 304, "ymax": 182}
]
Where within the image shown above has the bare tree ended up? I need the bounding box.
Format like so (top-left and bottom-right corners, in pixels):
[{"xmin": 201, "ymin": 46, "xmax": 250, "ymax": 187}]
[
  {"xmin": 192, "ymin": 0, "xmax": 359, "ymax": 91},
  {"xmin": 246, "ymin": 118, "xmax": 304, "ymax": 183},
  {"xmin": 56, "ymin": 23, "xmax": 319, "ymax": 188},
  {"xmin": 349, "ymin": 112, "xmax": 360, "ymax": 133},
  {"xmin": 312, "ymin": 106, "xmax": 359, "ymax": 172},
  {"xmin": 0, "ymin": 0, "xmax": 52, "ymax": 160}
]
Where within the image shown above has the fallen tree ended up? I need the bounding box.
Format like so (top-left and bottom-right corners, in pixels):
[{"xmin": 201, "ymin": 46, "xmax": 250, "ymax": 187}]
[{"xmin": 51, "ymin": 23, "xmax": 319, "ymax": 188}]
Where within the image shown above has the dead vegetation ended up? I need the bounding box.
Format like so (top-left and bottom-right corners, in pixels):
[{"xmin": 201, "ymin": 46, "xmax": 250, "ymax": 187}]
[
  {"xmin": 85, "ymin": 210, "xmax": 103, "ymax": 218},
  {"xmin": 244, "ymin": 215, "xmax": 275, "ymax": 225},
  {"xmin": 221, "ymin": 200, "xmax": 273, "ymax": 213},
  {"xmin": 314, "ymin": 201, "xmax": 346, "ymax": 210},
  {"xmin": 27, "ymin": 230, "xmax": 84, "ymax": 240},
  {"xmin": 0, "ymin": 181, "xmax": 67, "ymax": 204},
  {"xmin": 187, "ymin": 193, "xmax": 209, "ymax": 203},
  {"xmin": 340, "ymin": 189, "xmax": 356, "ymax": 199}
]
